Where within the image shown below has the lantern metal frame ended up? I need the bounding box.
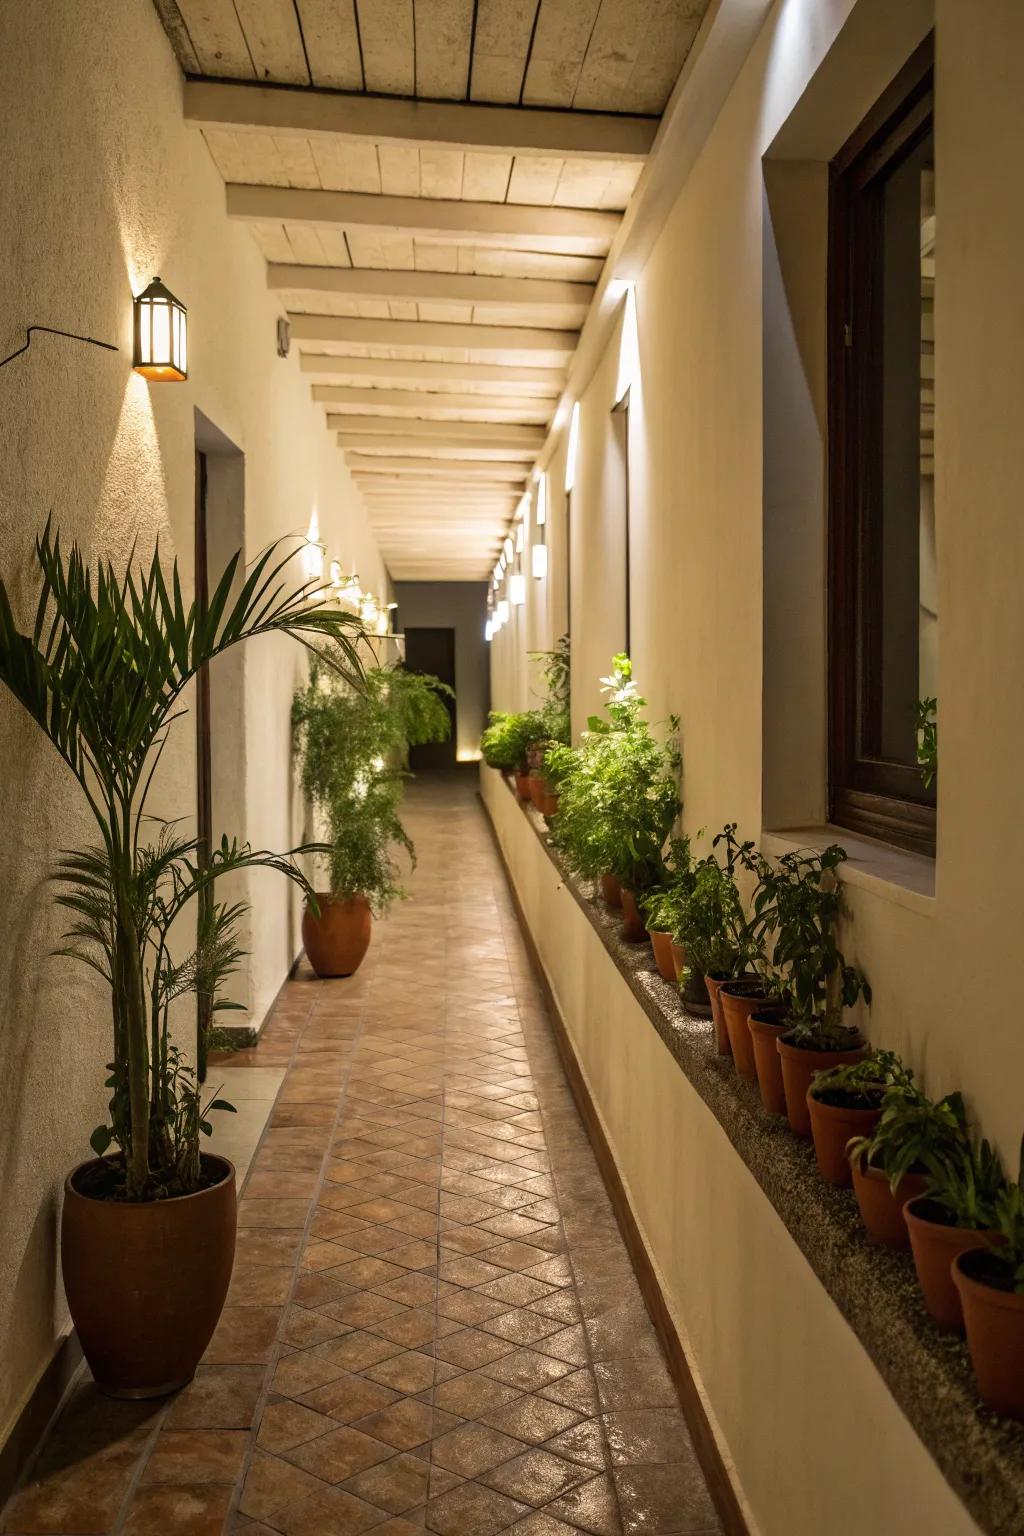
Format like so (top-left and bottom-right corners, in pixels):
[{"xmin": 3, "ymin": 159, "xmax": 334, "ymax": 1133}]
[{"xmin": 133, "ymin": 276, "xmax": 188, "ymax": 382}]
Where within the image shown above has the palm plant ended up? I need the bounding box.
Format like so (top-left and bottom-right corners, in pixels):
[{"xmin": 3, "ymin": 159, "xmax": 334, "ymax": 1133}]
[{"xmin": 0, "ymin": 522, "xmax": 364, "ymax": 1200}]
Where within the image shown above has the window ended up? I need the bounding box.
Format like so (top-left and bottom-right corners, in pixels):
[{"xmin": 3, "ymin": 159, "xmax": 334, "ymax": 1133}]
[{"xmin": 828, "ymin": 38, "xmax": 936, "ymax": 856}]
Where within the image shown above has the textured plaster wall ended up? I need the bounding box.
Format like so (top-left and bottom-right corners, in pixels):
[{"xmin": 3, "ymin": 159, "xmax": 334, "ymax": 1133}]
[
  {"xmin": 489, "ymin": 0, "xmax": 1024, "ymax": 1526},
  {"xmin": 0, "ymin": 0, "xmax": 388, "ymax": 1447},
  {"xmin": 392, "ymin": 582, "xmax": 489, "ymax": 760}
]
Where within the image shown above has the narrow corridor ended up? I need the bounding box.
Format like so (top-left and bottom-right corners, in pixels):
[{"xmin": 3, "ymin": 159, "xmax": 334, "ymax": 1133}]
[{"xmin": 2, "ymin": 774, "xmax": 719, "ymax": 1536}]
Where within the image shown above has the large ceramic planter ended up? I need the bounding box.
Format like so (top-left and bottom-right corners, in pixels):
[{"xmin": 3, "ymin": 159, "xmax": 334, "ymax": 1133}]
[
  {"xmin": 303, "ymin": 894, "xmax": 373, "ymax": 978},
  {"xmin": 776, "ymin": 1032, "xmax": 865, "ymax": 1136},
  {"xmin": 620, "ymin": 888, "xmax": 649, "ymax": 944},
  {"xmin": 851, "ymin": 1159, "xmax": 928, "ymax": 1248},
  {"xmin": 749, "ymin": 1012, "xmax": 789, "ymax": 1114},
  {"xmin": 806, "ymin": 1092, "xmax": 881, "ymax": 1185},
  {"xmin": 720, "ymin": 982, "xmax": 773, "ymax": 1083},
  {"xmin": 704, "ymin": 973, "xmax": 732, "ymax": 1056},
  {"xmin": 954, "ymin": 1250, "xmax": 1024, "ymax": 1419},
  {"xmin": 904, "ymin": 1198, "xmax": 992, "ymax": 1332},
  {"xmin": 649, "ymin": 929, "xmax": 679, "ymax": 984},
  {"xmin": 61, "ymin": 1155, "xmax": 236, "ymax": 1399},
  {"xmin": 514, "ymin": 770, "xmax": 532, "ymax": 800},
  {"xmin": 600, "ymin": 873, "xmax": 622, "ymax": 909}
]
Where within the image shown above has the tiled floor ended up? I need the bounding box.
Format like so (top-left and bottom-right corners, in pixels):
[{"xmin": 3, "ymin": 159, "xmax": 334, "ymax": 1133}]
[{"xmin": 3, "ymin": 772, "xmax": 721, "ymax": 1536}]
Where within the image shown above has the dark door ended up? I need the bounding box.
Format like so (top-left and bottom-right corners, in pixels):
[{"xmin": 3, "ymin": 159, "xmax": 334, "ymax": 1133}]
[
  {"xmin": 404, "ymin": 627, "xmax": 457, "ymax": 770},
  {"xmin": 195, "ymin": 450, "xmax": 213, "ymax": 1077}
]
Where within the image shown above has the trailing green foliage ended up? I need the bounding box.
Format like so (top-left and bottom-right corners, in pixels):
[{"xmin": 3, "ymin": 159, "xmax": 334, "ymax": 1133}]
[
  {"xmin": 0, "ymin": 523, "xmax": 364, "ymax": 1200},
  {"xmin": 292, "ymin": 658, "xmax": 451, "ymax": 912},
  {"xmin": 915, "ymin": 695, "xmax": 938, "ymax": 788},
  {"xmin": 480, "ymin": 708, "xmax": 546, "ymax": 772},
  {"xmin": 548, "ymin": 656, "xmax": 681, "ymax": 890}
]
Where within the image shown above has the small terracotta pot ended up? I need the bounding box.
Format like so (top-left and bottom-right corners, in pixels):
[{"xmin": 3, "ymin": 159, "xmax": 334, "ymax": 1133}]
[
  {"xmin": 303, "ymin": 895, "xmax": 373, "ymax": 978},
  {"xmin": 542, "ymin": 788, "xmax": 559, "ymax": 818},
  {"xmin": 749, "ymin": 1012, "xmax": 789, "ymax": 1115},
  {"xmin": 681, "ymin": 968, "xmax": 711, "ymax": 1017},
  {"xmin": 704, "ymin": 973, "xmax": 733, "ymax": 1056},
  {"xmin": 600, "ymin": 873, "xmax": 622, "ymax": 908},
  {"xmin": 851, "ymin": 1158, "xmax": 928, "ymax": 1248},
  {"xmin": 720, "ymin": 983, "xmax": 773, "ymax": 1083},
  {"xmin": 620, "ymin": 888, "xmax": 649, "ymax": 944},
  {"xmin": 954, "ymin": 1250, "xmax": 1024, "ymax": 1419},
  {"xmin": 671, "ymin": 940, "xmax": 686, "ymax": 976},
  {"xmin": 904, "ymin": 1198, "xmax": 992, "ymax": 1331},
  {"xmin": 61, "ymin": 1156, "xmax": 236, "ymax": 1398},
  {"xmin": 806, "ymin": 1093, "xmax": 881, "ymax": 1185},
  {"xmin": 649, "ymin": 930, "xmax": 679, "ymax": 984},
  {"xmin": 529, "ymin": 773, "xmax": 546, "ymax": 809},
  {"xmin": 777, "ymin": 1033, "xmax": 866, "ymax": 1137},
  {"xmin": 514, "ymin": 770, "xmax": 532, "ymax": 800}
]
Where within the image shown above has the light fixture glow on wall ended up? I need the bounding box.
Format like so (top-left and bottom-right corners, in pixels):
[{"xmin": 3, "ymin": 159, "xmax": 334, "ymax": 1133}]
[
  {"xmin": 564, "ymin": 401, "xmax": 581, "ymax": 493},
  {"xmin": 532, "ymin": 542, "xmax": 548, "ymax": 579},
  {"xmin": 536, "ymin": 474, "xmax": 547, "ymax": 526},
  {"xmin": 515, "ymin": 521, "xmax": 525, "ymax": 554},
  {"xmin": 303, "ymin": 511, "xmax": 325, "ymax": 581},
  {"xmin": 510, "ymin": 572, "xmax": 526, "ymax": 606},
  {"xmin": 614, "ymin": 284, "xmax": 640, "ymax": 406},
  {"xmin": 484, "ymin": 618, "xmax": 493, "ymax": 642},
  {"xmin": 503, "ymin": 535, "xmax": 514, "ymax": 563},
  {"xmin": 497, "ymin": 598, "xmax": 510, "ymax": 624},
  {"xmin": 360, "ymin": 592, "xmax": 380, "ymax": 627},
  {"xmin": 133, "ymin": 277, "xmax": 187, "ymax": 381}
]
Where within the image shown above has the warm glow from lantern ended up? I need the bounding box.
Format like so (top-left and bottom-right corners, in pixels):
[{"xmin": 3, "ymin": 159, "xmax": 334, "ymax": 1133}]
[
  {"xmin": 515, "ymin": 521, "xmax": 525, "ymax": 554},
  {"xmin": 615, "ymin": 284, "xmax": 640, "ymax": 405},
  {"xmin": 510, "ymin": 573, "xmax": 526, "ymax": 606},
  {"xmin": 497, "ymin": 598, "xmax": 510, "ymax": 624},
  {"xmin": 532, "ymin": 543, "xmax": 548, "ymax": 579},
  {"xmin": 133, "ymin": 277, "xmax": 187, "ymax": 382},
  {"xmin": 303, "ymin": 511, "xmax": 325, "ymax": 581},
  {"xmin": 503, "ymin": 535, "xmax": 514, "ymax": 563},
  {"xmin": 484, "ymin": 618, "xmax": 493, "ymax": 642}
]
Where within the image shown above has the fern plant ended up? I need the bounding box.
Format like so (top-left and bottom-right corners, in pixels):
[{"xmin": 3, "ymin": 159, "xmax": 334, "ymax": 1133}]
[{"xmin": 0, "ymin": 524, "xmax": 364, "ymax": 1200}]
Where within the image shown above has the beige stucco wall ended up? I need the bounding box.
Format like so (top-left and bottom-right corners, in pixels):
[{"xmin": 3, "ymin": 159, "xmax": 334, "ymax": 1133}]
[
  {"xmin": 488, "ymin": 0, "xmax": 1024, "ymax": 1527},
  {"xmin": 0, "ymin": 0, "xmax": 388, "ymax": 1448}
]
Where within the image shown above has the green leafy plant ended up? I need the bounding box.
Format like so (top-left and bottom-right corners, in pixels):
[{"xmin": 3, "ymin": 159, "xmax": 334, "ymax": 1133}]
[
  {"xmin": 480, "ymin": 708, "xmax": 546, "ymax": 773},
  {"xmin": 639, "ymin": 836, "xmax": 696, "ymax": 933},
  {"xmin": 809, "ymin": 1050, "xmax": 914, "ymax": 1109},
  {"xmin": 848, "ymin": 1086, "xmax": 973, "ymax": 1193},
  {"xmin": 915, "ymin": 696, "xmax": 938, "ymax": 789},
  {"xmin": 927, "ymin": 1132, "xmax": 1006, "ymax": 1233},
  {"xmin": 549, "ymin": 656, "xmax": 680, "ymax": 891},
  {"xmin": 985, "ymin": 1144, "xmax": 1024, "ymax": 1291},
  {"xmin": 0, "ymin": 524, "xmax": 363, "ymax": 1200}
]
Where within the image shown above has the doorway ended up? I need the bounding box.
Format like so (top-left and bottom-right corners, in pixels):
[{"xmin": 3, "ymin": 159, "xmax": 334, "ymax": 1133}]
[{"xmin": 404, "ymin": 627, "xmax": 457, "ymax": 770}]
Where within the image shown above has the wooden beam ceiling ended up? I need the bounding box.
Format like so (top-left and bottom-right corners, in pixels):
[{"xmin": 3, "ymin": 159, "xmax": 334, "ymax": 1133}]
[
  {"xmin": 300, "ymin": 357, "xmax": 566, "ymax": 392},
  {"xmin": 268, "ymin": 264, "xmax": 595, "ymax": 309},
  {"xmin": 289, "ymin": 315, "xmax": 578, "ymax": 356}
]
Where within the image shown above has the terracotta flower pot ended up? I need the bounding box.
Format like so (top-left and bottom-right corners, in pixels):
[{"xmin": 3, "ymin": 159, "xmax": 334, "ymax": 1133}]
[
  {"xmin": 620, "ymin": 888, "xmax": 649, "ymax": 944},
  {"xmin": 542, "ymin": 790, "xmax": 559, "ymax": 817},
  {"xmin": 953, "ymin": 1250, "xmax": 1024, "ymax": 1419},
  {"xmin": 903, "ymin": 1198, "xmax": 992, "ymax": 1332},
  {"xmin": 302, "ymin": 894, "xmax": 373, "ymax": 978},
  {"xmin": 514, "ymin": 770, "xmax": 532, "ymax": 800},
  {"xmin": 681, "ymin": 968, "xmax": 711, "ymax": 1017},
  {"xmin": 720, "ymin": 982, "xmax": 774, "ymax": 1083},
  {"xmin": 749, "ymin": 1012, "xmax": 789, "ymax": 1115},
  {"xmin": 704, "ymin": 973, "xmax": 733, "ymax": 1056},
  {"xmin": 61, "ymin": 1155, "xmax": 236, "ymax": 1399},
  {"xmin": 600, "ymin": 873, "xmax": 622, "ymax": 908},
  {"xmin": 529, "ymin": 773, "xmax": 546, "ymax": 810},
  {"xmin": 671, "ymin": 940, "xmax": 686, "ymax": 975},
  {"xmin": 776, "ymin": 1032, "xmax": 866, "ymax": 1137},
  {"xmin": 648, "ymin": 930, "xmax": 679, "ymax": 984},
  {"xmin": 806, "ymin": 1092, "xmax": 881, "ymax": 1185},
  {"xmin": 851, "ymin": 1158, "xmax": 928, "ymax": 1248}
]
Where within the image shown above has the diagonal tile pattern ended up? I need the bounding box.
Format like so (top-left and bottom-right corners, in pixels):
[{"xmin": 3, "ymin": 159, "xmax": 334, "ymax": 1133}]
[{"xmin": 2, "ymin": 772, "xmax": 721, "ymax": 1536}]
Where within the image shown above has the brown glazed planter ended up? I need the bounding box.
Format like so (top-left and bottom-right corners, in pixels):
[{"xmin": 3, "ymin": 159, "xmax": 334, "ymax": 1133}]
[
  {"xmin": 528, "ymin": 773, "xmax": 546, "ymax": 810},
  {"xmin": 514, "ymin": 770, "xmax": 532, "ymax": 800},
  {"xmin": 749, "ymin": 1012, "xmax": 789, "ymax": 1115},
  {"xmin": 302, "ymin": 895, "xmax": 373, "ymax": 978},
  {"xmin": 776, "ymin": 1033, "xmax": 866, "ymax": 1137},
  {"xmin": 720, "ymin": 983, "xmax": 773, "ymax": 1083},
  {"xmin": 806, "ymin": 1092, "xmax": 881, "ymax": 1185},
  {"xmin": 600, "ymin": 873, "xmax": 623, "ymax": 908},
  {"xmin": 903, "ymin": 1198, "xmax": 992, "ymax": 1331},
  {"xmin": 704, "ymin": 974, "xmax": 733, "ymax": 1056},
  {"xmin": 620, "ymin": 888, "xmax": 649, "ymax": 944},
  {"xmin": 61, "ymin": 1155, "xmax": 236, "ymax": 1398},
  {"xmin": 649, "ymin": 930, "xmax": 679, "ymax": 984},
  {"xmin": 851, "ymin": 1159, "xmax": 928, "ymax": 1248},
  {"xmin": 954, "ymin": 1250, "xmax": 1024, "ymax": 1419}
]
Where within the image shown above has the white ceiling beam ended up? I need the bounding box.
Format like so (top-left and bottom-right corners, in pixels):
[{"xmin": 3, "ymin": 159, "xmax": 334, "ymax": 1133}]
[
  {"xmin": 301, "ymin": 356, "xmax": 566, "ymax": 392},
  {"xmin": 291, "ymin": 315, "xmax": 577, "ymax": 355},
  {"xmin": 227, "ymin": 185, "xmax": 618, "ymax": 253},
  {"xmin": 314, "ymin": 387, "xmax": 552, "ymax": 416},
  {"xmin": 348, "ymin": 458, "xmax": 529, "ymax": 480},
  {"xmin": 185, "ymin": 80, "xmax": 656, "ymax": 161},
  {"xmin": 269, "ymin": 264, "xmax": 594, "ymax": 309},
  {"xmin": 329, "ymin": 417, "xmax": 544, "ymax": 446},
  {"xmin": 340, "ymin": 435, "xmax": 537, "ymax": 458}
]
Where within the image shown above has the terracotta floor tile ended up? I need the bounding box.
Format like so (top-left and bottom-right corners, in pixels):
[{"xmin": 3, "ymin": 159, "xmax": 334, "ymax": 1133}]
[
  {"xmin": 481, "ymin": 1397, "xmax": 581, "ymax": 1446},
  {"xmin": 283, "ymin": 1306, "xmax": 353, "ymax": 1349},
  {"xmin": 257, "ymin": 1398, "xmax": 339, "ymax": 1452},
  {"xmin": 482, "ymin": 1351, "xmax": 573, "ymax": 1393},
  {"xmin": 544, "ymin": 1473, "xmax": 623, "ymax": 1535},
  {"xmin": 602, "ymin": 1410, "xmax": 692, "ymax": 1467},
  {"xmin": 277, "ymin": 1480, "xmax": 385, "ymax": 1536},
  {"xmin": 142, "ymin": 1429, "xmax": 248, "ymax": 1484},
  {"xmin": 167, "ymin": 1365, "xmax": 266, "ymax": 1429},
  {"xmin": 119, "ymin": 1482, "xmax": 233, "ymax": 1534},
  {"xmin": 342, "ymin": 1452, "xmax": 431, "ymax": 1514},
  {"xmin": 317, "ymin": 1331, "xmax": 404, "ymax": 1373},
  {"xmin": 284, "ymin": 1425, "xmax": 394, "ymax": 1482},
  {"xmin": 436, "ymin": 1292, "xmax": 509, "ymax": 1327},
  {"xmin": 227, "ymin": 1263, "xmax": 295, "ymax": 1307},
  {"xmin": 482, "ymin": 1447, "xmax": 590, "ymax": 1506},
  {"xmin": 368, "ymin": 1308, "xmax": 448, "ymax": 1349},
  {"xmin": 356, "ymin": 1401, "xmax": 443, "ymax": 1451},
  {"xmin": 545, "ymin": 1419, "xmax": 607, "ymax": 1471},
  {"xmin": 431, "ymin": 1423, "xmax": 528, "ymax": 1478},
  {"xmin": 612, "ymin": 1462, "xmax": 720, "ymax": 1534},
  {"xmin": 476, "ymin": 1275, "xmax": 555, "ymax": 1308},
  {"xmin": 298, "ymin": 1372, "xmax": 399, "ymax": 1424},
  {"xmin": 238, "ymin": 1198, "xmax": 312, "ymax": 1229},
  {"xmin": 205, "ymin": 1306, "xmax": 282, "ymax": 1364},
  {"xmin": 432, "ymin": 1374, "xmax": 521, "ymax": 1420},
  {"xmin": 362, "ymin": 1349, "xmax": 437, "ymax": 1394},
  {"xmin": 425, "ymin": 1481, "xmax": 529, "ymax": 1536},
  {"xmin": 538, "ymin": 1370, "xmax": 601, "ymax": 1416}
]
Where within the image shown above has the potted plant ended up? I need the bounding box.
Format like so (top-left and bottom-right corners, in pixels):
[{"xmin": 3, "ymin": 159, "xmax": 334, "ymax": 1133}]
[
  {"xmin": 701, "ymin": 827, "xmax": 775, "ymax": 1064},
  {"xmin": 847, "ymin": 1087, "xmax": 969, "ymax": 1249},
  {"xmin": 674, "ymin": 851, "xmax": 743, "ymax": 1036},
  {"xmin": 0, "ymin": 525, "xmax": 362, "ymax": 1397},
  {"xmin": 481, "ymin": 708, "xmax": 546, "ymax": 795},
  {"xmin": 953, "ymin": 1142, "xmax": 1024, "ymax": 1418},
  {"xmin": 293, "ymin": 655, "xmax": 439, "ymax": 976},
  {"xmin": 807, "ymin": 1051, "xmax": 912, "ymax": 1185},
  {"xmin": 527, "ymin": 635, "xmax": 570, "ymax": 809},
  {"xmin": 640, "ymin": 839, "xmax": 695, "ymax": 983},
  {"xmin": 905, "ymin": 1128, "xmax": 1004, "ymax": 1330}
]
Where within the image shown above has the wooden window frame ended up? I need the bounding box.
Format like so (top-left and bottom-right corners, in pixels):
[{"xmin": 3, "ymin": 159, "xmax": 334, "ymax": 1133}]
[{"xmin": 827, "ymin": 36, "xmax": 936, "ymax": 857}]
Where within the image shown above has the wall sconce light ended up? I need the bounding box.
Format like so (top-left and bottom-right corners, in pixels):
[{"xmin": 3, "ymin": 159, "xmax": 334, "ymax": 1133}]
[
  {"xmin": 360, "ymin": 592, "xmax": 380, "ymax": 627},
  {"xmin": 497, "ymin": 598, "xmax": 510, "ymax": 624},
  {"xmin": 532, "ymin": 542, "xmax": 548, "ymax": 579},
  {"xmin": 510, "ymin": 572, "xmax": 526, "ymax": 606},
  {"xmin": 503, "ymin": 535, "xmax": 514, "ymax": 563},
  {"xmin": 276, "ymin": 317, "xmax": 291, "ymax": 358},
  {"xmin": 484, "ymin": 618, "xmax": 493, "ymax": 642},
  {"xmin": 133, "ymin": 277, "xmax": 187, "ymax": 381},
  {"xmin": 303, "ymin": 511, "xmax": 325, "ymax": 581},
  {"xmin": 564, "ymin": 401, "xmax": 580, "ymax": 493},
  {"xmin": 515, "ymin": 522, "xmax": 525, "ymax": 554},
  {"xmin": 536, "ymin": 474, "xmax": 547, "ymax": 526}
]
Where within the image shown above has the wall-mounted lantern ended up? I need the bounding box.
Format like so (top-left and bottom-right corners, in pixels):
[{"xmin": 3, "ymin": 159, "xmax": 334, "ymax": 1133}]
[
  {"xmin": 510, "ymin": 572, "xmax": 526, "ymax": 606},
  {"xmin": 532, "ymin": 542, "xmax": 548, "ymax": 579},
  {"xmin": 133, "ymin": 277, "xmax": 187, "ymax": 381},
  {"xmin": 497, "ymin": 598, "xmax": 510, "ymax": 625}
]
